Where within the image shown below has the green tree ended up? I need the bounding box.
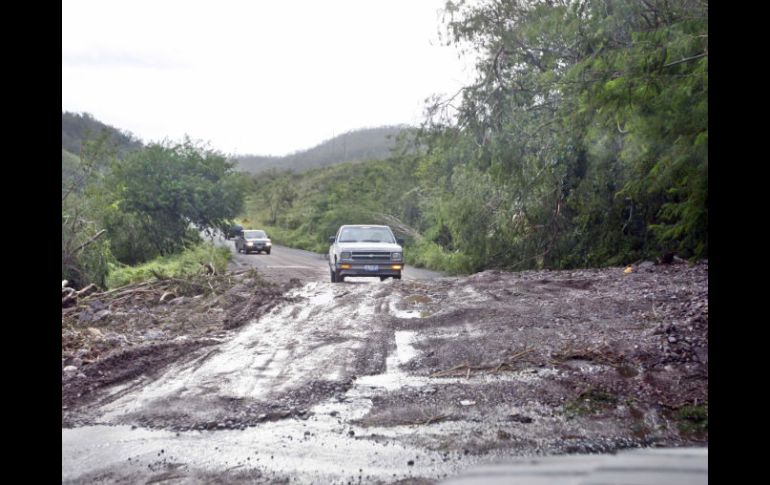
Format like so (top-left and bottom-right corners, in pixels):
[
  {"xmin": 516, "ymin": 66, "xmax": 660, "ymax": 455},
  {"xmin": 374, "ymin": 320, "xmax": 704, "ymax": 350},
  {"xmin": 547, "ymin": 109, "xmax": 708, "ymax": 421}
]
[
  {"xmin": 62, "ymin": 134, "xmax": 116, "ymax": 288},
  {"xmin": 423, "ymin": 0, "xmax": 707, "ymax": 268},
  {"xmin": 109, "ymin": 138, "xmax": 248, "ymax": 258}
]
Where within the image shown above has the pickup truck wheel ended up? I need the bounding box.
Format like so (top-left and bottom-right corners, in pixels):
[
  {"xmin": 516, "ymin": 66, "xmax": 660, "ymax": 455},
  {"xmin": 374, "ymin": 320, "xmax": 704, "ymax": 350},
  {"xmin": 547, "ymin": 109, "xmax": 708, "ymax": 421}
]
[
  {"xmin": 266, "ymin": 249, "xmax": 271, "ymax": 255},
  {"xmin": 379, "ymin": 276, "xmax": 387, "ymax": 281},
  {"xmin": 394, "ymin": 275, "xmax": 402, "ymax": 280},
  {"xmin": 330, "ymin": 269, "xmax": 337, "ymax": 283}
]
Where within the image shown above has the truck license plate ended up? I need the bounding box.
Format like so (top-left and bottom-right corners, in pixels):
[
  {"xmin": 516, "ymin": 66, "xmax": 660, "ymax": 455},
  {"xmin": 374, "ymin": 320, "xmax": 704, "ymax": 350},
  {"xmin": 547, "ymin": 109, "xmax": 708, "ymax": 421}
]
[{"xmin": 364, "ymin": 265, "xmax": 379, "ymax": 271}]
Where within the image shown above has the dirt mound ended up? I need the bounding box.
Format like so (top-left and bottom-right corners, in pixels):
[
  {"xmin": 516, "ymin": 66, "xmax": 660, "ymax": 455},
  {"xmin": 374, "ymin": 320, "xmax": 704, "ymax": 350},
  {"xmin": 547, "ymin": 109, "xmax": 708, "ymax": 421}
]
[{"xmin": 61, "ymin": 269, "xmax": 296, "ymax": 420}]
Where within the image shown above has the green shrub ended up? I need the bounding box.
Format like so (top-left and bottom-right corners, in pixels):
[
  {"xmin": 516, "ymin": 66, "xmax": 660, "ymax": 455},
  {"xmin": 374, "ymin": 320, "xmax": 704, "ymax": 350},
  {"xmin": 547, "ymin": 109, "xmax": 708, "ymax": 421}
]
[
  {"xmin": 405, "ymin": 240, "xmax": 473, "ymax": 275},
  {"xmin": 106, "ymin": 243, "xmax": 231, "ymax": 288}
]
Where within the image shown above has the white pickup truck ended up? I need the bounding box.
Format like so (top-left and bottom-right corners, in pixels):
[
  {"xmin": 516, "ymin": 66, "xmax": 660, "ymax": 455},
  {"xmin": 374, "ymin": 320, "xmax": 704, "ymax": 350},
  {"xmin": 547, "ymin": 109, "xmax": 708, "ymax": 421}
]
[{"xmin": 328, "ymin": 225, "xmax": 404, "ymax": 283}]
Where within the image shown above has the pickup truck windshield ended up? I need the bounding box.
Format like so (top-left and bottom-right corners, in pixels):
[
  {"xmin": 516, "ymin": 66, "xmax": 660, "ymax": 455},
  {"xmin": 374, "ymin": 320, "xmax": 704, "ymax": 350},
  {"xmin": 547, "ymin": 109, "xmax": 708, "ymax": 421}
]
[
  {"xmin": 243, "ymin": 230, "xmax": 266, "ymax": 238},
  {"xmin": 338, "ymin": 227, "xmax": 395, "ymax": 243}
]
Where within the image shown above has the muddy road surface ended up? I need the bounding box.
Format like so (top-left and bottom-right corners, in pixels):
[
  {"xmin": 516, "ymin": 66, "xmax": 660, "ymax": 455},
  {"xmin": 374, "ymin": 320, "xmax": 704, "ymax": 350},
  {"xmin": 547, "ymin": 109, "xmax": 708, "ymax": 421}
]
[{"xmin": 62, "ymin": 259, "xmax": 707, "ymax": 484}]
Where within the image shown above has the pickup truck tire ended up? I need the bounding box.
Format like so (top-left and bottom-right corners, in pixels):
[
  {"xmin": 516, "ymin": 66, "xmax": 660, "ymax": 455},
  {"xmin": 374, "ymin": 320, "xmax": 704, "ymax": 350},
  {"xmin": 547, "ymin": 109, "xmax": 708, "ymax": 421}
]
[
  {"xmin": 266, "ymin": 249, "xmax": 271, "ymax": 255},
  {"xmin": 330, "ymin": 269, "xmax": 337, "ymax": 283},
  {"xmin": 394, "ymin": 275, "xmax": 401, "ymax": 280}
]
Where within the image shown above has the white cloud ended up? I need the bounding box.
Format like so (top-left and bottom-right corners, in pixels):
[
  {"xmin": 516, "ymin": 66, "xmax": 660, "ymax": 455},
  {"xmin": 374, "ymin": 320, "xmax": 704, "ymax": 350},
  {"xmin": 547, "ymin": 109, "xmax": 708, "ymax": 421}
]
[{"xmin": 62, "ymin": 0, "xmax": 476, "ymax": 155}]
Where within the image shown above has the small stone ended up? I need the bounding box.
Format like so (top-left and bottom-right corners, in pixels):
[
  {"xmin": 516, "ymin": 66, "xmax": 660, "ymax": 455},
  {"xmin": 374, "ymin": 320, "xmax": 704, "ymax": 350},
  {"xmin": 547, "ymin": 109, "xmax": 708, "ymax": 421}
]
[
  {"xmin": 94, "ymin": 309, "xmax": 112, "ymax": 321},
  {"xmin": 407, "ymin": 460, "xmax": 414, "ymax": 466},
  {"xmin": 460, "ymin": 400, "xmax": 476, "ymax": 406},
  {"xmin": 63, "ymin": 366, "xmax": 78, "ymax": 373}
]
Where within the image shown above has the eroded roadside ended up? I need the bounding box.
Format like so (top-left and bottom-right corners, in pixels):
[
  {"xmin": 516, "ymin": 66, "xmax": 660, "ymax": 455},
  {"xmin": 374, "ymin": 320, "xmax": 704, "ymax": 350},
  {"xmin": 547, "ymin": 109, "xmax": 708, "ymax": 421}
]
[{"xmin": 62, "ymin": 261, "xmax": 707, "ymax": 484}]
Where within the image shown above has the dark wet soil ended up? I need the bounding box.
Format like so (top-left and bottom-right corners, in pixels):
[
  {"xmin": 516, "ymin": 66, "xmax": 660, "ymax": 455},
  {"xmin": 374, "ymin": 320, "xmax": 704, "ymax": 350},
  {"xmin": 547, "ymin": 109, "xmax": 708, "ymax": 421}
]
[{"xmin": 62, "ymin": 259, "xmax": 707, "ymax": 483}]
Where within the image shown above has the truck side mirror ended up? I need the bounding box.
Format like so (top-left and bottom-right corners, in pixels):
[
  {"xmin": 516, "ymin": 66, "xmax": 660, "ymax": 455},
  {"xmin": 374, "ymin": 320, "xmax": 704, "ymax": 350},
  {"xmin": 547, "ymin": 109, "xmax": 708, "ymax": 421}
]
[
  {"xmin": 397, "ymin": 238, "xmax": 405, "ymax": 245},
  {"xmin": 329, "ymin": 236, "xmax": 336, "ymax": 244}
]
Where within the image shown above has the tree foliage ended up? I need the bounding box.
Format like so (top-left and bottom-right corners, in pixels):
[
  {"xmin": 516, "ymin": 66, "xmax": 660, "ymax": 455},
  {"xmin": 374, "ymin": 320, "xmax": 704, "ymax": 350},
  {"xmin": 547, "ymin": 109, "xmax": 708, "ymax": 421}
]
[
  {"xmin": 109, "ymin": 138, "xmax": 248, "ymax": 258},
  {"xmin": 62, "ymin": 121, "xmax": 250, "ymax": 286},
  {"xmin": 61, "ymin": 134, "xmax": 117, "ymax": 287},
  {"xmin": 423, "ymin": 0, "xmax": 707, "ymax": 268},
  {"xmin": 246, "ymin": 0, "xmax": 707, "ymax": 273}
]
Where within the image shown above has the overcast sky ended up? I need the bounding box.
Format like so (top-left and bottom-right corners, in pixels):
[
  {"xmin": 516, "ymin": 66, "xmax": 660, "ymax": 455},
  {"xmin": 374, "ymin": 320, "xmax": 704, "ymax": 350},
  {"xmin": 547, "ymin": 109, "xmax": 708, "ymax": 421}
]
[{"xmin": 62, "ymin": 0, "xmax": 476, "ymax": 156}]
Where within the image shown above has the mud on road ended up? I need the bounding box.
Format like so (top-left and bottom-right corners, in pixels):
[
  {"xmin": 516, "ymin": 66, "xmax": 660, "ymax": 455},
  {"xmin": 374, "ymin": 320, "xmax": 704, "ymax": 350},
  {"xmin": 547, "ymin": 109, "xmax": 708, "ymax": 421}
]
[{"xmin": 62, "ymin": 261, "xmax": 707, "ymax": 484}]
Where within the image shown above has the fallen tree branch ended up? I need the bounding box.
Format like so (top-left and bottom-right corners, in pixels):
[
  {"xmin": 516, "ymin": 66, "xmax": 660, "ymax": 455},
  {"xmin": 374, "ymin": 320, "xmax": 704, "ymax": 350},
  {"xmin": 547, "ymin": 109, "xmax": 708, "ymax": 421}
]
[
  {"xmin": 72, "ymin": 229, "xmax": 107, "ymax": 254},
  {"xmin": 663, "ymin": 53, "xmax": 707, "ymax": 68},
  {"xmin": 431, "ymin": 350, "xmax": 534, "ymax": 378},
  {"xmin": 430, "ymin": 361, "xmax": 471, "ymax": 378},
  {"xmin": 76, "ymin": 284, "xmax": 98, "ymax": 298}
]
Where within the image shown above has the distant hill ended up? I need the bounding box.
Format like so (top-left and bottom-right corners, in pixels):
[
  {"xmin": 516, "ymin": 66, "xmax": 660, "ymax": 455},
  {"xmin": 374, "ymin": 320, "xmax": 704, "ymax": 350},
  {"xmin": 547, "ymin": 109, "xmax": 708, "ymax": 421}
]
[
  {"xmin": 62, "ymin": 111, "xmax": 144, "ymax": 157},
  {"xmin": 236, "ymin": 126, "xmax": 411, "ymax": 173}
]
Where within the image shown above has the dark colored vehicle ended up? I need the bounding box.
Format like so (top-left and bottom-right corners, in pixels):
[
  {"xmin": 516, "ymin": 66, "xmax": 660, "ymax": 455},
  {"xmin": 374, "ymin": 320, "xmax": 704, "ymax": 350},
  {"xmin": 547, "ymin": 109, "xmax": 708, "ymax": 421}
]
[
  {"xmin": 226, "ymin": 224, "xmax": 244, "ymax": 239},
  {"xmin": 235, "ymin": 229, "xmax": 272, "ymax": 254},
  {"xmin": 328, "ymin": 225, "xmax": 404, "ymax": 283}
]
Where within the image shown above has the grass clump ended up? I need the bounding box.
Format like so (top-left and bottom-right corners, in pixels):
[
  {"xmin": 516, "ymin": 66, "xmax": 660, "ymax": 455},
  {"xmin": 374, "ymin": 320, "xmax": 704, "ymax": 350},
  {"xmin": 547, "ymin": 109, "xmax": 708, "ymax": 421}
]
[
  {"xmin": 565, "ymin": 388, "xmax": 619, "ymax": 417},
  {"xmin": 106, "ymin": 243, "xmax": 231, "ymax": 288},
  {"xmin": 672, "ymin": 403, "xmax": 708, "ymax": 437}
]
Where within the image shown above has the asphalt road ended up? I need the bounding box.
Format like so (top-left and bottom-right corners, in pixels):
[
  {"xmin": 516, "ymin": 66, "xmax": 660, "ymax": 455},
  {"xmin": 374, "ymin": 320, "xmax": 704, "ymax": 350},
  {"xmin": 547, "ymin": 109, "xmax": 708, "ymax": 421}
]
[{"xmin": 215, "ymin": 235, "xmax": 444, "ymax": 284}]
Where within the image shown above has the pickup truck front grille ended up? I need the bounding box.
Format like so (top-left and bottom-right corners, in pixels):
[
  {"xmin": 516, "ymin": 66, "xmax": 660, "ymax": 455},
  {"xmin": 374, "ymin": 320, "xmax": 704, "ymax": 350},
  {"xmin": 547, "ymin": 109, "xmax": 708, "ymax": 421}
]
[{"xmin": 351, "ymin": 251, "xmax": 391, "ymax": 261}]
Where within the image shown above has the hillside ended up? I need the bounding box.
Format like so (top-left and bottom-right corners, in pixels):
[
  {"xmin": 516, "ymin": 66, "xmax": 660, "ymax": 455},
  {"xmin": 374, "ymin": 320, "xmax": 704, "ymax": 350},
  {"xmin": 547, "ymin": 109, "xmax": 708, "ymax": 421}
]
[
  {"xmin": 62, "ymin": 111, "xmax": 144, "ymax": 157},
  {"xmin": 236, "ymin": 126, "xmax": 409, "ymax": 173}
]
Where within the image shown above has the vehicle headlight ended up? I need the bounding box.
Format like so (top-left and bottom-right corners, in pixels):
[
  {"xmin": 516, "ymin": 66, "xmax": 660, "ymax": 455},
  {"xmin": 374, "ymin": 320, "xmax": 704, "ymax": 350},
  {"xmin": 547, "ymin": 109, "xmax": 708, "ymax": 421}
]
[
  {"xmin": 246, "ymin": 242, "xmax": 253, "ymax": 246},
  {"xmin": 341, "ymin": 251, "xmax": 351, "ymax": 259},
  {"xmin": 266, "ymin": 241, "xmax": 272, "ymax": 246},
  {"xmin": 391, "ymin": 252, "xmax": 402, "ymax": 261}
]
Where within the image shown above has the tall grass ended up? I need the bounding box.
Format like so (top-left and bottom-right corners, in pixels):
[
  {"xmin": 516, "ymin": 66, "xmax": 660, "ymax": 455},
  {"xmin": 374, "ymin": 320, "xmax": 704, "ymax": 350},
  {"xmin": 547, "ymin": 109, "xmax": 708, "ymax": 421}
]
[{"xmin": 106, "ymin": 243, "xmax": 231, "ymax": 288}]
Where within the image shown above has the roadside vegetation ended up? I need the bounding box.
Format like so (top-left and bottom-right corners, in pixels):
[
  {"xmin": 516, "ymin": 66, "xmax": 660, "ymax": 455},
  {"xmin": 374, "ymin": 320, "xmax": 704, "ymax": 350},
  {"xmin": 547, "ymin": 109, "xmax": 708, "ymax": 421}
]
[
  {"xmin": 242, "ymin": 0, "xmax": 707, "ymax": 274},
  {"xmin": 62, "ymin": 116, "xmax": 249, "ymax": 289},
  {"xmin": 106, "ymin": 244, "xmax": 231, "ymax": 288}
]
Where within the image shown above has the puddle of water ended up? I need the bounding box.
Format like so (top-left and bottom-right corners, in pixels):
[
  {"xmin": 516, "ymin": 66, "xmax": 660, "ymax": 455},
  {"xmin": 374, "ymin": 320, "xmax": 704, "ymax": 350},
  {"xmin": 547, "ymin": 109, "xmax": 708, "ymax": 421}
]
[
  {"xmin": 62, "ymin": 421, "xmax": 473, "ymax": 484},
  {"xmin": 389, "ymin": 308, "xmax": 423, "ymax": 319},
  {"xmin": 357, "ymin": 331, "xmax": 417, "ymax": 391},
  {"xmin": 394, "ymin": 331, "xmax": 418, "ymax": 363}
]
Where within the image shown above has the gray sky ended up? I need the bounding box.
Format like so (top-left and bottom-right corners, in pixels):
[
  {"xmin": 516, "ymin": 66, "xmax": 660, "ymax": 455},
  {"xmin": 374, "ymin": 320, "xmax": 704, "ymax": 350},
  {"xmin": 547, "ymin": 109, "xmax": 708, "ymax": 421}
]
[{"xmin": 62, "ymin": 0, "xmax": 476, "ymax": 156}]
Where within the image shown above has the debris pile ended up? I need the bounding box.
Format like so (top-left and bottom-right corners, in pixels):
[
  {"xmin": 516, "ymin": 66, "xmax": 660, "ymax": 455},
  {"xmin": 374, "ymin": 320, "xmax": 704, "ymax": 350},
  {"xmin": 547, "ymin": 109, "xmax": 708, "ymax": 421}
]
[{"xmin": 61, "ymin": 269, "xmax": 293, "ymax": 412}]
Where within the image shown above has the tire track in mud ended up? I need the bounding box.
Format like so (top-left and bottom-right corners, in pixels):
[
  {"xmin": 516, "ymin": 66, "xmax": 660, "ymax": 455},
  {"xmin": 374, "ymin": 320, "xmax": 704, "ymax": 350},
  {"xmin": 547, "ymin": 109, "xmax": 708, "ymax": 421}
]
[{"xmin": 88, "ymin": 281, "xmax": 400, "ymax": 429}]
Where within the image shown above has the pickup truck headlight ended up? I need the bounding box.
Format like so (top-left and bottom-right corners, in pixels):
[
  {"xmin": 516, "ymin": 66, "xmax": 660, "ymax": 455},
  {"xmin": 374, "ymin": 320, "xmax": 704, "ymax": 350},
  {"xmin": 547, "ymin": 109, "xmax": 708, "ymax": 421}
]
[
  {"xmin": 341, "ymin": 251, "xmax": 351, "ymax": 259},
  {"xmin": 266, "ymin": 242, "xmax": 272, "ymax": 246},
  {"xmin": 391, "ymin": 252, "xmax": 402, "ymax": 261},
  {"xmin": 246, "ymin": 242, "xmax": 253, "ymax": 246}
]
